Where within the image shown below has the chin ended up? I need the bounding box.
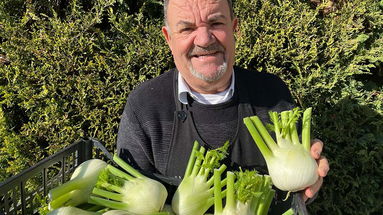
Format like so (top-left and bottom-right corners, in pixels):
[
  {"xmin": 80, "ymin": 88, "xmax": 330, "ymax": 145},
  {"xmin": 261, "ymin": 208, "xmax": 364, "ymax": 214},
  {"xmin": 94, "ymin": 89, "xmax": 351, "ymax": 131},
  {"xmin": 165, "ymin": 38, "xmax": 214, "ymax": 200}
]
[{"xmin": 190, "ymin": 62, "xmax": 228, "ymax": 82}]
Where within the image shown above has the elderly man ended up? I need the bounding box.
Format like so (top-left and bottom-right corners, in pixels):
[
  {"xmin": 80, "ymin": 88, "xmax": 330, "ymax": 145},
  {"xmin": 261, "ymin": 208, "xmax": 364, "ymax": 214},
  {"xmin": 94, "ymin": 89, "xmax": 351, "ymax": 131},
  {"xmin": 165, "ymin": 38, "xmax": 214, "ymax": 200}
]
[{"xmin": 117, "ymin": 0, "xmax": 329, "ymax": 213}]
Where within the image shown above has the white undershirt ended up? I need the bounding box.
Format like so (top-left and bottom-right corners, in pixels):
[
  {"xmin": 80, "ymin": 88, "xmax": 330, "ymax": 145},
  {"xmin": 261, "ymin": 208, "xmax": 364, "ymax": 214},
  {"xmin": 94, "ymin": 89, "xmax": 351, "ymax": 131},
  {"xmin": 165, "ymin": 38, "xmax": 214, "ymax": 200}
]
[{"xmin": 178, "ymin": 69, "xmax": 235, "ymax": 105}]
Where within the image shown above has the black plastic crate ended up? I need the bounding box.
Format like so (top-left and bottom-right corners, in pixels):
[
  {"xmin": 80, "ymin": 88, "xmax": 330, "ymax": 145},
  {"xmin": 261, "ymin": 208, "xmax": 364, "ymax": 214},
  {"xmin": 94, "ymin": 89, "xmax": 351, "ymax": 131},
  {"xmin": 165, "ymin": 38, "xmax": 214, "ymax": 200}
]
[{"xmin": 0, "ymin": 137, "xmax": 111, "ymax": 215}]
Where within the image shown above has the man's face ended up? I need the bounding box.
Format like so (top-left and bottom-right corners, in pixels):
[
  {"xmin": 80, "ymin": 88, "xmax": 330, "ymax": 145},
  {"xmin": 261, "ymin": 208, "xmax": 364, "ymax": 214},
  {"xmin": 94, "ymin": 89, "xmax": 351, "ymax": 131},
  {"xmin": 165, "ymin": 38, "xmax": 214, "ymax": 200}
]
[{"xmin": 162, "ymin": 0, "xmax": 237, "ymax": 92}]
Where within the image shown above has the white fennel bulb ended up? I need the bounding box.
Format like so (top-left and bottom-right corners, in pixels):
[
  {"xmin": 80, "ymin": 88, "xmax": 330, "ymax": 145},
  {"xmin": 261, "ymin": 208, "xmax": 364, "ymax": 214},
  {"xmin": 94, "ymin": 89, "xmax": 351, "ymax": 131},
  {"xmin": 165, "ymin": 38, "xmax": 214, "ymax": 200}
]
[
  {"xmin": 244, "ymin": 107, "xmax": 318, "ymax": 192},
  {"xmin": 102, "ymin": 210, "xmax": 137, "ymax": 215},
  {"xmin": 47, "ymin": 206, "xmax": 98, "ymax": 215},
  {"xmin": 48, "ymin": 159, "xmax": 108, "ymax": 210},
  {"xmin": 268, "ymin": 144, "xmax": 318, "ymax": 191},
  {"xmin": 89, "ymin": 154, "xmax": 168, "ymax": 215},
  {"xmin": 121, "ymin": 177, "xmax": 168, "ymax": 214}
]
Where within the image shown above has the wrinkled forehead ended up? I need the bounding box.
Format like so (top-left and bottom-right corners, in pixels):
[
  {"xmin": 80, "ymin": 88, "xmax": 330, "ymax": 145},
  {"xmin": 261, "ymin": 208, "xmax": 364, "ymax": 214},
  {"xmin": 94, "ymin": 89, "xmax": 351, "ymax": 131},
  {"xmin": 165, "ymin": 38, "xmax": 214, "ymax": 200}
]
[
  {"xmin": 168, "ymin": 0, "xmax": 224, "ymax": 7},
  {"xmin": 166, "ymin": 0, "xmax": 230, "ymax": 24}
]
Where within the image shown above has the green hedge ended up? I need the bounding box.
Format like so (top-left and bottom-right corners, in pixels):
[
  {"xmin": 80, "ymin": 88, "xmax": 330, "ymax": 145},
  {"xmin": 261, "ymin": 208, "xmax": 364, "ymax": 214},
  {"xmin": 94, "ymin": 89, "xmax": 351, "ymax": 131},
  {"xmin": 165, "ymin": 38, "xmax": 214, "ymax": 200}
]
[
  {"xmin": 0, "ymin": 0, "xmax": 382, "ymax": 214},
  {"xmin": 234, "ymin": 0, "xmax": 383, "ymax": 214}
]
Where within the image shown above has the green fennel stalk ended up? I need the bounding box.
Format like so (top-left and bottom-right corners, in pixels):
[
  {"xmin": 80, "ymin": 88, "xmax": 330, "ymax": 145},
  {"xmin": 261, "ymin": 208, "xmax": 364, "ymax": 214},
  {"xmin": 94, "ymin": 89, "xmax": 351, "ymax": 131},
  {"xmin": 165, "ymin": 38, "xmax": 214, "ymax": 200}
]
[
  {"xmin": 171, "ymin": 141, "xmax": 229, "ymax": 215},
  {"xmin": 213, "ymin": 170, "xmax": 275, "ymax": 215}
]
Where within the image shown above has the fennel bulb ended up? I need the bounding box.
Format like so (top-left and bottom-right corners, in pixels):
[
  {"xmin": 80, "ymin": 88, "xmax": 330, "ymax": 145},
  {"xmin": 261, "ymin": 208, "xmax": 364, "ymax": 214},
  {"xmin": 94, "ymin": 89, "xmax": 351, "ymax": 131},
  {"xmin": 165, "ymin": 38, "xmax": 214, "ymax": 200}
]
[
  {"xmin": 214, "ymin": 170, "xmax": 275, "ymax": 215},
  {"xmin": 243, "ymin": 107, "xmax": 318, "ymax": 192},
  {"xmin": 48, "ymin": 159, "xmax": 108, "ymax": 210},
  {"xmin": 47, "ymin": 206, "xmax": 99, "ymax": 215},
  {"xmin": 102, "ymin": 210, "xmax": 137, "ymax": 215},
  {"xmin": 102, "ymin": 209, "xmax": 172, "ymax": 215},
  {"xmin": 162, "ymin": 204, "xmax": 176, "ymax": 215},
  {"xmin": 220, "ymin": 201, "xmax": 252, "ymax": 215},
  {"xmin": 171, "ymin": 141, "xmax": 229, "ymax": 215},
  {"xmin": 101, "ymin": 205, "xmax": 175, "ymax": 215},
  {"xmin": 102, "ymin": 210, "xmax": 171, "ymax": 215},
  {"xmin": 89, "ymin": 154, "xmax": 168, "ymax": 215}
]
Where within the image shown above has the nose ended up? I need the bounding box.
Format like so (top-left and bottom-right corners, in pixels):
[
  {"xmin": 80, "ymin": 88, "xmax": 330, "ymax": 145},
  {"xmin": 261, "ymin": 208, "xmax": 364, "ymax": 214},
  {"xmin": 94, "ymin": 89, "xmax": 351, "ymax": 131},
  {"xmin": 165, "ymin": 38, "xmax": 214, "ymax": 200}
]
[{"xmin": 194, "ymin": 27, "xmax": 215, "ymax": 47}]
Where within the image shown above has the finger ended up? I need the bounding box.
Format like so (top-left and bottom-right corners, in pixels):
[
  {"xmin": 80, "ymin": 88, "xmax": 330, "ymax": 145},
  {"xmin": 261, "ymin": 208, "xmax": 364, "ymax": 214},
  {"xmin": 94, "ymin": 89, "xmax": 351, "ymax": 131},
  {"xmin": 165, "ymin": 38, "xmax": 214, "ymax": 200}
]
[
  {"xmin": 310, "ymin": 139, "xmax": 324, "ymax": 159},
  {"xmin": 304, "ymin": 177, "xmax": 323, "ymax": 199},
  {"xmin": 317, "ymin": 156, "xmax": 330, "ymax": 177}
]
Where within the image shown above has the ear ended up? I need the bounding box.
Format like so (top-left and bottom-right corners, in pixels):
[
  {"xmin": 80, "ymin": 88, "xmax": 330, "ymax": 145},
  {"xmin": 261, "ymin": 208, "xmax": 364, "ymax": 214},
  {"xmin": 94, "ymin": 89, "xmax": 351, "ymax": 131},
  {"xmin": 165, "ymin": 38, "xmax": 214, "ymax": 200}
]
[
  {"xmin": 232, "ymin": 17, "xmax": 238, "ymax": 32},
  {"xmin": 162, "ymin": 26, "xmax": 172, "ymax": 45},
  {"xmin": 232, "ymin": 18, "xmax": 241, "ymax": 39}
]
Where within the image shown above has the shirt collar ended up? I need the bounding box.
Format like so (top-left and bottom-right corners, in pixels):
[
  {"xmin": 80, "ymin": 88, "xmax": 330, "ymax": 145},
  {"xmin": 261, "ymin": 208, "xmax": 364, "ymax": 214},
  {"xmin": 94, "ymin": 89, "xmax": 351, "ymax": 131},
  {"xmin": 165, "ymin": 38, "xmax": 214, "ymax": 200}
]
[{"xmin": 178, "ymin": 68, "xmax": 235, "ymax": 105}]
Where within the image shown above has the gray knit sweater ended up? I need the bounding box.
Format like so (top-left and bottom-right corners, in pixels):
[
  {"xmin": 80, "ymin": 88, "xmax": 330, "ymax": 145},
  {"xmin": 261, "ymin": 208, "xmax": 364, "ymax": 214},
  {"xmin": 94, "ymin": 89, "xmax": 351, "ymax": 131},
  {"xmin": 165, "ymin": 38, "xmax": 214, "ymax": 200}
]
[{"xmin": 116, "ymin": 67, "xmax": 294, "ymax": 175}]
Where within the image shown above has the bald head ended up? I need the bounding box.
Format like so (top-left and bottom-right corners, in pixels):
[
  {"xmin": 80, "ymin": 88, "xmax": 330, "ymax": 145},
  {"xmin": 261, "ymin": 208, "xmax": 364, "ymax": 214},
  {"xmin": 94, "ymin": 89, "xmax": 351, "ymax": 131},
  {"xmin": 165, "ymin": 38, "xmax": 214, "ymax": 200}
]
[{"xmin": 163, "ymin": 0, "xmax": 234, "ymax": 25}]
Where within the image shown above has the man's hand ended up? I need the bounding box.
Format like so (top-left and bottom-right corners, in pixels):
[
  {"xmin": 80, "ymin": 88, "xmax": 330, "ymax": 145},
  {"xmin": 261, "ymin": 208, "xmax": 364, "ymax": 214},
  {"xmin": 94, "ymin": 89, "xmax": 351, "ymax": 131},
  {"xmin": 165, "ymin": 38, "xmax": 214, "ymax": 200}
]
[{"xmin": 303, "ymin": 139, "xmax": 330, "ymax": 201}]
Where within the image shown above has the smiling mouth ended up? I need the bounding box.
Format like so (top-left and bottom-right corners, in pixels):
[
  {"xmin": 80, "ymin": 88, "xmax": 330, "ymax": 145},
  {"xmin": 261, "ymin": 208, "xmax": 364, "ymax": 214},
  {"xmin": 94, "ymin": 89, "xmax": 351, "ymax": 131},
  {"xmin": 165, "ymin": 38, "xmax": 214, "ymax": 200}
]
[{"xmin": 191, "ymin": 51, "xmax": 220, "ymax": 58}]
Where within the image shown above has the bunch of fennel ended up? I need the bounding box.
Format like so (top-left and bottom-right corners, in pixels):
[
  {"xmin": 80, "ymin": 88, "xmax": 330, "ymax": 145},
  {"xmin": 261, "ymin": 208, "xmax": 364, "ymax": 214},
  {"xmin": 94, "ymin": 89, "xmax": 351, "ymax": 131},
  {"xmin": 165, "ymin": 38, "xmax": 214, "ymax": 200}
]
[
  {"xmin": 243, "ymin": 107, "xmax": 318, "ymax": 193},
  {"xmin": 213, "ymin": 170, "xmax": 275, "ymax": 215},
  {"xmin": 47, "ymin": 154, "xmax": 169, "ymax": 215},
  {"xmin": 171, "ymin": 141, "xmax": 229, "ymax": 215}
]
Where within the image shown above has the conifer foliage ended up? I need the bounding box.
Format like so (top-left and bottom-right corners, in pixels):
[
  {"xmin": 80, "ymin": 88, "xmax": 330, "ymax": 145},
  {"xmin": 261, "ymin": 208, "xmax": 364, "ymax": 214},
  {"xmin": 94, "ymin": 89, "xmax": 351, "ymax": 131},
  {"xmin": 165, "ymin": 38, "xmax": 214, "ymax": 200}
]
[{"xmin": 0, "ymin": 0, "xmax": 382, "ymax": 214}]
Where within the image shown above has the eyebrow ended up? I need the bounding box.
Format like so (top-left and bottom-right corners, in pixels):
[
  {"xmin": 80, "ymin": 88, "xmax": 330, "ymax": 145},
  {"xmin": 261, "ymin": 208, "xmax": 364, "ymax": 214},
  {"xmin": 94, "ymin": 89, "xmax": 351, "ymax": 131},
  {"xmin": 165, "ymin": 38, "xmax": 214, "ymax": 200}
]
[
  {"xmin": 175, "ymin": 14, "xmax": 227, "ymax": 28},
  {"xmin": 207, "ymin": 14, "xmax": 227, "ymax": 22},
  {"xmin": 176, "ymin": 20, "xmax": 194, "ymax": 28}
]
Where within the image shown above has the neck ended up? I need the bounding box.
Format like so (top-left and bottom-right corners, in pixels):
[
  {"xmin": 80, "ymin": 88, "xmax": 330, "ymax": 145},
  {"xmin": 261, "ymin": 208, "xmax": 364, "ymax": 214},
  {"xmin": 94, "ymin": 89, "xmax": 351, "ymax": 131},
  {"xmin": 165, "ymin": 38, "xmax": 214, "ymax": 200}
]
[
  {"xmin": 188, "ymin": 79, "xmax": 231, "ymax": 94},
  {"xmin": 184, "ymin": 70, "xmax": 233, "ymax": 94}
]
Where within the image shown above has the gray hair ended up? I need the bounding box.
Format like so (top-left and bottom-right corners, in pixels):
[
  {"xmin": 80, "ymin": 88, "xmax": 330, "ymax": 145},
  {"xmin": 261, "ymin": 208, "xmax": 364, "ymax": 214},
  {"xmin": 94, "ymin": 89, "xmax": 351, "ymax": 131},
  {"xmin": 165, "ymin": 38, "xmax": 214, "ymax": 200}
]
[{"xmin": 163, "ymin": 0, "xmax": 234, "ymax": 26}]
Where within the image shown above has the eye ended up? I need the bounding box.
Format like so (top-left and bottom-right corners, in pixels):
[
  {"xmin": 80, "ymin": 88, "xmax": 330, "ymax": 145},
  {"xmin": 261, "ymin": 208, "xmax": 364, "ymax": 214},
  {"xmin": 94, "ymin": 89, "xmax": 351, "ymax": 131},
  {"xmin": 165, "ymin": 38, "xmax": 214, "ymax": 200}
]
[
  {"xmin": 180, "ymin": 27, "xmax": 194, "ymax": 33},
  {"xmin": 212, "ymin": 22, "xmax": 224, "ymax": 26}
]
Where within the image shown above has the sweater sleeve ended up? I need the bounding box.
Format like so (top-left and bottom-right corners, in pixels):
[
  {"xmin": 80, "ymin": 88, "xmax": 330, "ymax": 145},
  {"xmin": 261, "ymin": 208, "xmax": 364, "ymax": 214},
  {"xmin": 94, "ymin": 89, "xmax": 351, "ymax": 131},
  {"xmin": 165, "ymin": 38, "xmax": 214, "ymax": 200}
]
[{"xmin": 116, "ymin": 98, "xmax": 156, "ymax": 173}]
